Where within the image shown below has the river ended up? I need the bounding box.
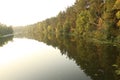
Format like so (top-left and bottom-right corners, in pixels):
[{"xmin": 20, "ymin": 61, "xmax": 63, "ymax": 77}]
[
  {"xmin": 0, "ymin": 36, "xmax": 120, "ymax": 80},
  {"xmin": 0, "ymin": 38, "xmax": 91, "ymax": 80}
]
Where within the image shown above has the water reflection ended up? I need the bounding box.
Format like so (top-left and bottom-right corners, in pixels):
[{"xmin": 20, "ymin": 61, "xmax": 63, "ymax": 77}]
[
  {"xmin": 20, "ymin": 33, "xmax": 120, "ymax": 80},
  {"xmin": 0, "ymin": 38, "xmax": 91, "ymax": 80},
  {"xmin": 0, "ymin": 36, "xmax": 13, "ymax": 47}
]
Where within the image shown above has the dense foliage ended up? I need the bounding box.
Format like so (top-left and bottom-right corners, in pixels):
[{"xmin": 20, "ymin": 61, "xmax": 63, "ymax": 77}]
[
  {"xmin": 14, "ymin": 0, "xmax": 120, "ymax": 43},
  {"xmin": 0, "ymin": 23, "xmax": 14, "ymax": 37}
]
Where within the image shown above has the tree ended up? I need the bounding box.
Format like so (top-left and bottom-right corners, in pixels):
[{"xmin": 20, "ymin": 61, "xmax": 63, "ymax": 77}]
[
  {"xmin": 63, "ymin": 21, "xmax": 71, "ymax": 34},
  {"xmin": 75, "ymin": 10, "xmax": 91, "ymax": 35}
]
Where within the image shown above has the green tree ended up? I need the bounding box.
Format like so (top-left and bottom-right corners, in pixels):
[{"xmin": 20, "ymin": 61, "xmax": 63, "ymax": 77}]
[
  {"xmin": 63, "ymin": 21, "xmax": 71, "ymax": 34},
  {"xmin": 75, "ymin": 10, "xmax": 91, "ymax": 36}
]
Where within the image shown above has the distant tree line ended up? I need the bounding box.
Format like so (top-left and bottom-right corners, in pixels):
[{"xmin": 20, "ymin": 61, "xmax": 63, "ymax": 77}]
[
  {"xmin": 14, "ymin": 0, "xmax": 120, "ymax": 42},
  {"xmin": 0, "ymin": 23, "xmax": 14, "ymax": 37}
]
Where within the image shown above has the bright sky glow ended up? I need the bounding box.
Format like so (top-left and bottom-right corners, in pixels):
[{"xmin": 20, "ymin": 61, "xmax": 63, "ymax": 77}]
[{"xmin": 0, "ymin": 0, "xmax": 75, "ymax": 26}]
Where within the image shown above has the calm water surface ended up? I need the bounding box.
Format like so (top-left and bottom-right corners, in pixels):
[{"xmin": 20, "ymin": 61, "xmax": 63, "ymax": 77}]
[{"xmin": 0, "ymin": 38, "xmax": 91, "ymax": 80}]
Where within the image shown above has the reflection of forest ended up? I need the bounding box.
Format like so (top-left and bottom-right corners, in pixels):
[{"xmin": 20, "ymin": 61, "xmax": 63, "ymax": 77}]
[
  {"xmin": 0, "ymin": 23, "xmax": 14, "ymax": 47},
  {"xmin": 15, "ymin": 31, "xmax": 120, "ymax": 80},
  {"xmin": 0, "ymin": 36, "xmax": 14, "ymax": 47}
]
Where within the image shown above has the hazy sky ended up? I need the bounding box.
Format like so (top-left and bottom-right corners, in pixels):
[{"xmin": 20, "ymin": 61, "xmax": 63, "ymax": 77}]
[{"xmin": 0, "ymin": 0, "xmax": 75, "ymax": 26}]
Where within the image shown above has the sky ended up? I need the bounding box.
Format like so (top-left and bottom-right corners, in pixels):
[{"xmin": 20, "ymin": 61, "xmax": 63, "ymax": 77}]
[{"xmin": 0, "ymin": 0, "xmax": 75, "ymax": 26}]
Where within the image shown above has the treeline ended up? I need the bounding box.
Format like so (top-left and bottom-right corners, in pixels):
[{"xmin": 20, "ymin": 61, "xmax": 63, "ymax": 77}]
[
  {"xmin": 0, "ymin": 23, "xmax": 14, "ymax": 36},
  {"xmin": 14, "ymin": 0, "xmax": 120, "ymax": 42}
]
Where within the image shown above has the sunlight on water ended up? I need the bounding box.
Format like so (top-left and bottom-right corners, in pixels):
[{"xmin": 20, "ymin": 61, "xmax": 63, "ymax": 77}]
[{"xmin": 0, "ymin": 38, "xmax": 91, "ymax": 80}]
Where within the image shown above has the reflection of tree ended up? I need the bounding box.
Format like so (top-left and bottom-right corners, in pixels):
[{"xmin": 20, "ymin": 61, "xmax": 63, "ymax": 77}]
[
  {"xmin": 15, "ymin": 30, "xmax": 120, "ymax": 80},
  {"xmin": 76, "ymin": 43, "xmax": 119, "ymax": 80},
  {"xmin": 39, "ymin": 34, "xmax": 120, "ymax": 80},
  {"xmin": 0, "ymin": 36, "xmax": 13, "ymax": 47}
]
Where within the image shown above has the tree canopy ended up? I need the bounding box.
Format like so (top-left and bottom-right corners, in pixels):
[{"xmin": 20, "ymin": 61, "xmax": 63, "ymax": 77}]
[{"xmin": 14, "ymin": 0, "xmax": 120, "ymax": 42}]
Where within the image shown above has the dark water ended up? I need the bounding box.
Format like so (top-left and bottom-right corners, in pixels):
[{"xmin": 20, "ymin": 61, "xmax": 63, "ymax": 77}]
[{"xmin": 0, "ymin": 35, "xmax": 120, "ymax": 80}]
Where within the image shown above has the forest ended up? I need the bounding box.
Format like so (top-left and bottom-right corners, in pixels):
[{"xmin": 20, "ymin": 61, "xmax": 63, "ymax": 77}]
[
  {"xmin": 1, "ymin": 0, "xmax": 120, "ymax": 79},
  {"xmin": 0, "ymin": 23, "xmax": 14, "ymax": 37},
  {"xmin": 14, "ymin": 0, "xmax": 120, "ymax": 44}
]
